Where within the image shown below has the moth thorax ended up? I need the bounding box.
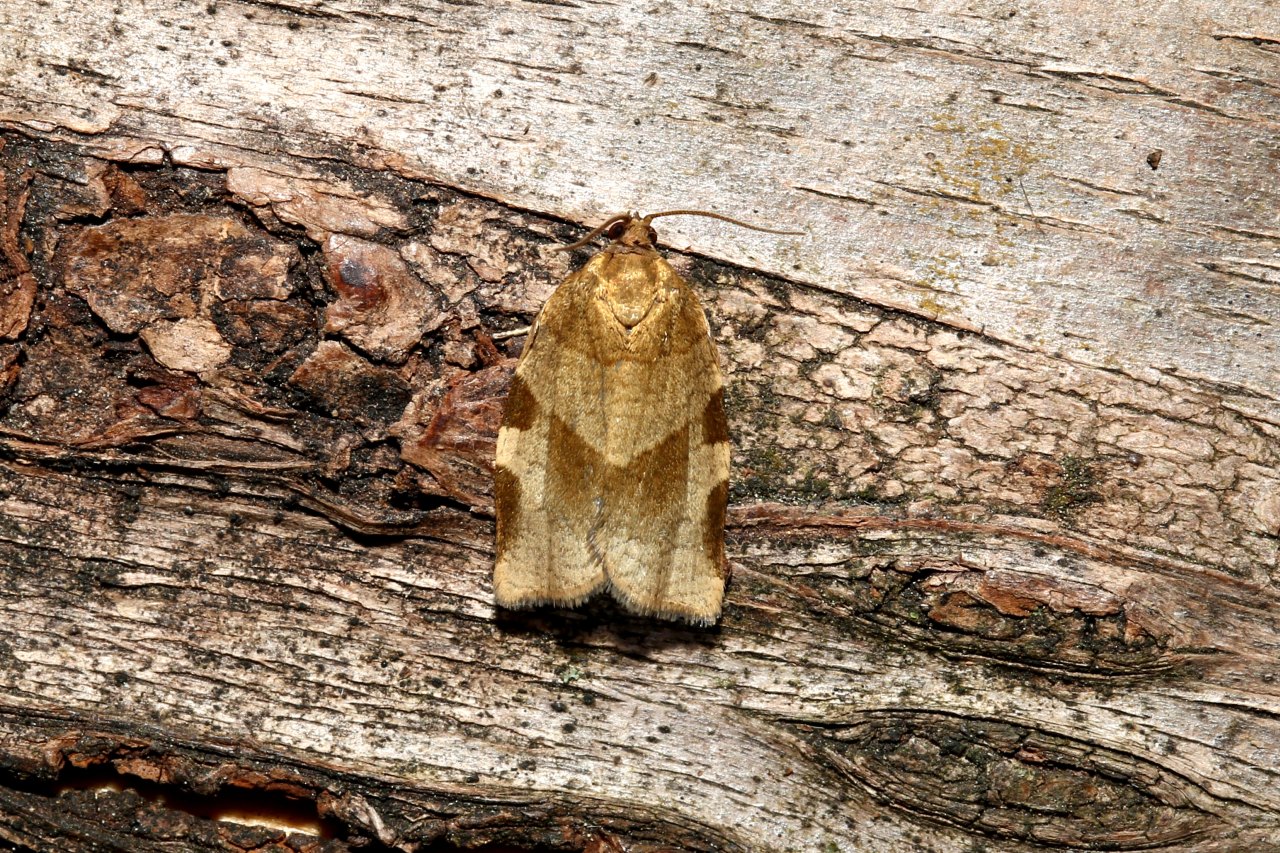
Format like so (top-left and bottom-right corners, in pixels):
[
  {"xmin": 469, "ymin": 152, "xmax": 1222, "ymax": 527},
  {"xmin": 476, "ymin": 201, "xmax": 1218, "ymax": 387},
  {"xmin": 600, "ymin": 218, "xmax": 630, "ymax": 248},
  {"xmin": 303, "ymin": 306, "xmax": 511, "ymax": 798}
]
[{"xmin": 602, "ymin": 252, "xmax": 664, "ymax": 329}]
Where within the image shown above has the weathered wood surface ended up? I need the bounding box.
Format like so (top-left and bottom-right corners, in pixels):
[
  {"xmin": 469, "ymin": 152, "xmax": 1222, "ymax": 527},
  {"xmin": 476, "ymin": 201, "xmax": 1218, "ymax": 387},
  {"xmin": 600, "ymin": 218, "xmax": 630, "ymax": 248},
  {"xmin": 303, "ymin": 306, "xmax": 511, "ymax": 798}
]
[{"xmin": 0, "ymin": 1, "xmax": 1278, "ymax": 851}]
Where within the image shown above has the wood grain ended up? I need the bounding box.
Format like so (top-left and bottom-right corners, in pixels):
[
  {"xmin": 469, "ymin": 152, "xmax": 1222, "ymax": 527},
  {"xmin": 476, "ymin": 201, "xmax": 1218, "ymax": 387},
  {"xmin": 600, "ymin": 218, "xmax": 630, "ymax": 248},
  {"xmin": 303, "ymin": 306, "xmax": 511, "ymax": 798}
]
[
  {"xmin": 0, "ymin": 2, "xmax": 1277, "ymax": 851},
  {"xmin": 3, "ymin": 0, "xmax": 1276, "ymax": 411}
]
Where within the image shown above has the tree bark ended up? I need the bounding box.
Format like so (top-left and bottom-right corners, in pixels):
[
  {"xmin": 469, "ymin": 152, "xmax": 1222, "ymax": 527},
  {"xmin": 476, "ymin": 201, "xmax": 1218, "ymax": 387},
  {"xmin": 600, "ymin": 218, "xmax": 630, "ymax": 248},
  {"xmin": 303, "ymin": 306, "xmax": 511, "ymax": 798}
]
[{"xmin": 0, "ymin": 2, "xmax": 1277, "ymax": 852}]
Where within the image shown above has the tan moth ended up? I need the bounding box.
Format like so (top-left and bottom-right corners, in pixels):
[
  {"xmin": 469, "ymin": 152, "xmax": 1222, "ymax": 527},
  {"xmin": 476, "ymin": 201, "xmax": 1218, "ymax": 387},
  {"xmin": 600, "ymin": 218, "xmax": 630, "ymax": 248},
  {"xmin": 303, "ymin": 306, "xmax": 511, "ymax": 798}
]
[{"xmin": 494, "ymin": 210, "xmax": 796, "ymax": 625}]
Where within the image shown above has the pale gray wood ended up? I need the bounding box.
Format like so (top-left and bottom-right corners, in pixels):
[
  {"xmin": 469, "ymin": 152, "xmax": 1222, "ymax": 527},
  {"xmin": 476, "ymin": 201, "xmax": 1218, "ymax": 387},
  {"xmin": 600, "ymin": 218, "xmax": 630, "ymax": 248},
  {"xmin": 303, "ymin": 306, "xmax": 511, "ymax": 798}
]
[
  {"xmin": 0, "ymin": 2, "xmax": 1277, "ymax": 851},
  {"xmin": 2, "ymin": 0, "xmax": 1276, "ymax": 413}
]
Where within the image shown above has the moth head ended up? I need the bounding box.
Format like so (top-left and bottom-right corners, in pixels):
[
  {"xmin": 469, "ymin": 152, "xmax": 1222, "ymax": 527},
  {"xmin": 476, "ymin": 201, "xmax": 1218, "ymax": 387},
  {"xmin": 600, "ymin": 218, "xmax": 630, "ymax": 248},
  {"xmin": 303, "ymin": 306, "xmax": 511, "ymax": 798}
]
[
  {"xmin": 609, "ymin": 215, "xmax": 659, "ymax": 249},
  {"xmin": 558, "ymin": 213, "xmax": 654, "ymax": 252}
]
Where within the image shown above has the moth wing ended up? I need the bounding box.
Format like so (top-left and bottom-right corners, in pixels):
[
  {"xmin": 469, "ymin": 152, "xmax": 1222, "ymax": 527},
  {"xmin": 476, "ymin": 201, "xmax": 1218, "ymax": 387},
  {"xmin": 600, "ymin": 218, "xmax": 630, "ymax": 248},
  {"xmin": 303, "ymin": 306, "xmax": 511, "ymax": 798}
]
[
  {"xmin": 599, "ymin": 282, "xmax": 730, "ymax": 625},
  {"xmin": 493, "ymin": 269, "xmax": 610, "ymax": 609},
  {"xmin": 494, "ymin": 254, "xmax": 730, "ymax": 624}
]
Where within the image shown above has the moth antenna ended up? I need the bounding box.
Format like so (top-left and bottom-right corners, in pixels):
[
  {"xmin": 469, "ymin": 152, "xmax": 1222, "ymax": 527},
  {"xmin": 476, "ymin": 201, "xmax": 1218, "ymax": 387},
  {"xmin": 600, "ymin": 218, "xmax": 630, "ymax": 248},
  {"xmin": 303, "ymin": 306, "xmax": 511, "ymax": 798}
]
[
  {"xmin": 644, "ymin": 209, "xmax": 804, "ymax": 236},
  {"xmin": 556, "ymin": 212, "xmax": 632, "ymax": 252}
]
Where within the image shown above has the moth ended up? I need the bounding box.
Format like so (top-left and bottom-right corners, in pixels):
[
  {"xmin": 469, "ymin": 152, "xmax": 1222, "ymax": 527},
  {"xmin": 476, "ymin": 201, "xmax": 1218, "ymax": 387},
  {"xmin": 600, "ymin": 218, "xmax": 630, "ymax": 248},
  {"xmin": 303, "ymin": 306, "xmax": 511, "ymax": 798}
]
[{"xmin": 493, "ymin": 209, "xmax": 795, "ymax": 625}]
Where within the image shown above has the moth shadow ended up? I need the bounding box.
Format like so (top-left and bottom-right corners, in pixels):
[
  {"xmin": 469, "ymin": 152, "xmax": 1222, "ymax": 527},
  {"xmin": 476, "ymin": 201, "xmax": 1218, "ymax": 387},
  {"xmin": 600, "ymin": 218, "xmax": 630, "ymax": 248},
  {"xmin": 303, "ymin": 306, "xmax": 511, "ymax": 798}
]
[{"xmin": 493, "ymin": 597, "xmax": 723, "ymax": 653}]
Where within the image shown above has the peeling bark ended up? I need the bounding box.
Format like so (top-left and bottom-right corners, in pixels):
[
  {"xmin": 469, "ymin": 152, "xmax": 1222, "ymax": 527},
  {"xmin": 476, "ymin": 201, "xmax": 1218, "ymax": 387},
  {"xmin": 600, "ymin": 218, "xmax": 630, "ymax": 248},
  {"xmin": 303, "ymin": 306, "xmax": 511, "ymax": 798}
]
[{"xmin": 0, "ymin": 2, "xmax": 1278, "ymax": 851}]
